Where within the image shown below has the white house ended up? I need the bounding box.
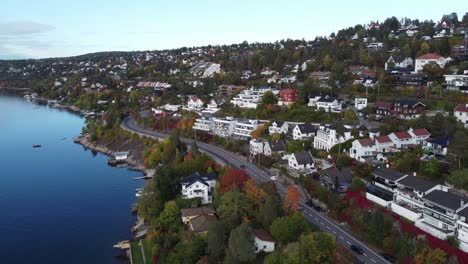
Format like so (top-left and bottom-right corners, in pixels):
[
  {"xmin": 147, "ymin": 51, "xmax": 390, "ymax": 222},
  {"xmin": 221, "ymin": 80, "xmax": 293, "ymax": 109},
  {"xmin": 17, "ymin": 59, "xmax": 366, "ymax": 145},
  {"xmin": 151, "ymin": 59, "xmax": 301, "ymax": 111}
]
[
  {"xmin": 252, "ymin": 229, "xmax": 275, "ymax": 253},
  {"xmin": 385, "ymin": 56, "xmax": 414, "ymax": 70},
  {"xmin": 187, "ymin": 96, "xmax": 204, "ymax": 110},
  {"xmin": 250, "ymin": 138, "xmax": 267, "ymax": 156},
  {"xmin": 292, "ymin": 124, "xmax": 316, "ymax": 141},
  {"xmin": 212, "ymin": 117, "xmax": 238, "ymax": 138},
  {"xmin": 313, "ymin": 124, "xmax": 353, "ymax": 151},
  {"xmin": 202, "ymin": 99, "xmax": 224, "ymax": 114},
  {"xmin": 233, "ymin": 119, "xmax": 263, "ymax": 140},
  {"xmin": 349, "ymin": 138, "xmax": 376, "ymax": 162},
  {"xmin": 269, "ymin": 121, "xmax": 289, "ymax": 135},
  {"xmin": 407, "ymin": 128, "xmax": 431, "ymax": 145},
  {"xmin": 454, "ymin": 104, "xmax": 468, "ymax": 128},
  {"xmin": 414, "ymin": 53, "xmax": 452, "ymax": 73},
  {"xmin": 193, "ymin": 117, "xmax": 214, "ymax": 133},
  {"xmin": 443, "ymin": 75, "xmax": 468, "ymax": 93},
  {"xmin": 388, "ymin": 131, "xmax": 414, "ymax": 149},
  {"xmin": 416, "ymin": 190, "xmax": 467, "ymax": 241},
  {"xmin": 250, "ymin": 139, "xmax": 285, "ymax": 157},
  {"xmin": 309, "ymin": 96, "xmax": 342, "ymax": 113},
  {"xmin": 288, "ymin": 151, "xmax": 315, "ymax": 171},
  {"xmin": 457, "ymin": 207, "xmax": 468, "ymax": 253},
  {"xmin": 231, "ymin": 86, "xmax": 277, "ymax": 109},
  {"xmin": 181, "ymin": 172, "xmax": 218, "ymax": 204},
  {"xmin": 354, "ymin": 98, "xmax": 368, "ymax": 110},
  {"xmin": 263, "ymin": 141, "xmax": 286, "ymax": 156}
]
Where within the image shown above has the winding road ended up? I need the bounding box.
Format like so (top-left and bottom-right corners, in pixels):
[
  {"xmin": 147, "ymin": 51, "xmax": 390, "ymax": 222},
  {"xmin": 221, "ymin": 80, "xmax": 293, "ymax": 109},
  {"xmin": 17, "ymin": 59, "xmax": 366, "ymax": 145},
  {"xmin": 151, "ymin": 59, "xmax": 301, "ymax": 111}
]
[{"xmin": 121, "ymin": 116, "xmax": 388, "ymax": 264}]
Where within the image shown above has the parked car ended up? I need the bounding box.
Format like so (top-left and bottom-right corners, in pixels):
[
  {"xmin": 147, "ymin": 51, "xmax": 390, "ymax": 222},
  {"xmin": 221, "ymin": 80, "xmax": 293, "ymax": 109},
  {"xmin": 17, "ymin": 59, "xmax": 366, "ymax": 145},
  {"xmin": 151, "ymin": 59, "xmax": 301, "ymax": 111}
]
[
  {"xmin": 350, "ymin": 245, "xmax": 364, "ymax": 255},
  {"xmin": 240, "ymin": 164, "xmax": 245, "ymax": 169},
  {"xmin": 270, "ymin": 175, "xmax": 278, "ymax": 181},
  {"xmin": 381, "ymin": 253, "xmax": 396, "ymax": 263}
]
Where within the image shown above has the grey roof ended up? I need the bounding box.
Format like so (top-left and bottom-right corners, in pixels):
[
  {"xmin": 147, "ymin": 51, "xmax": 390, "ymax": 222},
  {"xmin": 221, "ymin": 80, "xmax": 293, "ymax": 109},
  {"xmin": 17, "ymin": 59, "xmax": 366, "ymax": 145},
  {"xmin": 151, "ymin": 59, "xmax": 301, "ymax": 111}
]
[
  {"xmin": 267, "ymin": 140, "xmax": 286, "ymax": 152},
  {"xmin": 397, "ymin": 176, "xmax": 438, "ymax": 192},
  {"xmin": 322, "ymin": 167, "xmax": 352, "ymax": 184},
  {"xmin": 180, "ymin": 172, "xmax": 218, "ymax": 187},
  {"xmin": 297, "ymin": 123, "xmax": 316, "ymax": 134},
  {"xmin": 373, "ymin": 168, "xmax": 407, "ymax": 182},
  {"xmin": 459, "ymin": 206, "xmax": 468, "ymax": 218},
  {"xmin": 423, "ymin": 190, "xmax": 467, "ymax": 211},
  {"xmin": 181, "ymin": 206, "xmax": 216, "ymax": 217},
  {"xmin": 189, "ymin": 215, "xmax": 219, "ymax": 233},
  {"xmin": 270, "ymin": 120, "xmax": 285, "ymax": 127},
  {"xmin": 293, "ymin": 151, "xmax": 315, "ymax": 165}
]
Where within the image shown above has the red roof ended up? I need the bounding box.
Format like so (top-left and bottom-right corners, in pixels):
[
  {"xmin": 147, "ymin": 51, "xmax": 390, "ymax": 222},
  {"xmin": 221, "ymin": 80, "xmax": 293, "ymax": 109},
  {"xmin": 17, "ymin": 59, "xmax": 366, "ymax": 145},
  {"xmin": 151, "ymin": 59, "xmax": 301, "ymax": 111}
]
[
  {"xmin": 393, "ymin": 132, "xmax": 412, "ymax": 139},
  {"xmin": 375, "ymin": 136, "xmax": 392, "ymax": 144},
  {"xmin": 252, "ymin": 229, "xmax": 275, "ymax": 242},
  {"xmin": 416, "ymin": 53, "xmax": 443, "ymax": 60},
  {"xmin": 455, "ymin": 104, "xmax": 468, "ymax": 112},
  {"xmin": 411, "ymin": 128, "xmax": 430, "ymax": 137}
]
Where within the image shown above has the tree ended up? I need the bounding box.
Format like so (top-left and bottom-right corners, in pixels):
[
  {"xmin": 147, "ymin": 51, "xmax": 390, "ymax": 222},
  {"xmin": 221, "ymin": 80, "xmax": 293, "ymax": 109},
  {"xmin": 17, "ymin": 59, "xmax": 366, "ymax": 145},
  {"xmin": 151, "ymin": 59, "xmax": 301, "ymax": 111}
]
[
  {"xmin": 419, "ymin": 159, "xmax": 440, "ymax": 180},
  {"xmin": 270, "ymin": 213, "xmax": 311, "ymax": 244},
  {"xmin": 350, "ymin": 177, "xmax": 366, "ymax": 193},
  {"xmin": 207, "ymin": 221, "xmax": 226, "ymax": 263},
  {"xmin": 251, "ymin": 123, "xmax": 269, "ymax": 139},
  {"xmin": 262, "ymin": 90, "xmax": 278, "ymax": 105},
  {"xmin": 447, "ymin": 169, "xmax": 468, "ymax": 191},
  {"xmin": 449, "ymin": 130, "xmax": 468, "ymax": 170},
  {"xmin": 414, "ymin": 248, "xmax": 446, "ymax": 264},
  {"xmin": 159, "ymin": 200, "xmax": 180, "ymax": 227},
  {"xmin": 263, "ymin": 251, "xmax": 286, "ymax": 264},
  {"xmin": 283, "ymin": 185, "xmax": 301, "ymax": 211},
  {"xmin": 297, "ymin": 232, "xmax": 337, "ymax": 264},
  {"xmin": 226, "ymin": 224, "xmax": 255, "ymax": 263},
  {"xmin": 422, "ymin": 62, "xmax": 444, "ymax": 77},
  {"xmin": 323, "ymin": 54, "xmax": 333, "ymax": 71},
  {"xmin": 218, "ymin": 189, "xmax": 249, "ymax": 230},
  {"xmin": 259, "ymin": 195, "xmax": 281, "ymax": 229},
  {"xmin": 220, "ymin": 169, "xmax": 251, "ymax": 194}
]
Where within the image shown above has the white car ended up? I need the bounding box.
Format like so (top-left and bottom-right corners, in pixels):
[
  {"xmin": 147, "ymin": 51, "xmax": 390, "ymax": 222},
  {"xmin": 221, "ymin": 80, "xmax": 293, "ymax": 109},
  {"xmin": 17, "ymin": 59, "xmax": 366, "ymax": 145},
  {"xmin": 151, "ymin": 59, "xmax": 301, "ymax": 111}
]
[{"xmin": 270, "ymin": 176, "xmax": 278, "ymax": 181}]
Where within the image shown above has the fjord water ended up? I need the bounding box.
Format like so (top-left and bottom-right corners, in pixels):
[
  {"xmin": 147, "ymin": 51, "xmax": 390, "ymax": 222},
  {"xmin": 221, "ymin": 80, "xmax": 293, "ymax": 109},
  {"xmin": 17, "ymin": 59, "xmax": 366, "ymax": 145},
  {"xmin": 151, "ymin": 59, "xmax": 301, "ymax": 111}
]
[{"xmin": 0, "ymin": 95, "xmax": 142, "ymax": 264}]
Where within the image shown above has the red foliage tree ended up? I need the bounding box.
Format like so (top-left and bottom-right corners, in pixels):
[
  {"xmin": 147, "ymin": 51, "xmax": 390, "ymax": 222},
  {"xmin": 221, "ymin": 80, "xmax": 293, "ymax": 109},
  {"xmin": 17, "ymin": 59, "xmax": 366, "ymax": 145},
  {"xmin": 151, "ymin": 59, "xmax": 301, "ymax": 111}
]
[{"xmin": 220, "ymin": 169, "xmax": 251, "ymax": 194}]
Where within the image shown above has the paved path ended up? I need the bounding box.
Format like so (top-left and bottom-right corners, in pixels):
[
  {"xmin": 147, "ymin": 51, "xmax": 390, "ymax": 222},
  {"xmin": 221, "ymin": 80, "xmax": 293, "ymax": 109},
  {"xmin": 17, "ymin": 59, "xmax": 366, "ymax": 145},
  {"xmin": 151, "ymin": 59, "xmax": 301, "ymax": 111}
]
[{"xmin": 121, "ymin": 117, "xmax": 388, "ymax": 264}]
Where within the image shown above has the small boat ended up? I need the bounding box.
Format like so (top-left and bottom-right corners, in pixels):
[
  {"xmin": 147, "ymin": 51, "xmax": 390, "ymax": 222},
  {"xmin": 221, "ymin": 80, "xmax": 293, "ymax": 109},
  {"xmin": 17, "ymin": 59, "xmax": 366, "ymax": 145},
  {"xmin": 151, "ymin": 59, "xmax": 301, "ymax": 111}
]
[
  {"xmin": 32, "ymin": 145, "xmax": 42, "ymax": 148},
  {"xmin": 136, "ymin": 190, "xmax": 143, "ymax": 197}
]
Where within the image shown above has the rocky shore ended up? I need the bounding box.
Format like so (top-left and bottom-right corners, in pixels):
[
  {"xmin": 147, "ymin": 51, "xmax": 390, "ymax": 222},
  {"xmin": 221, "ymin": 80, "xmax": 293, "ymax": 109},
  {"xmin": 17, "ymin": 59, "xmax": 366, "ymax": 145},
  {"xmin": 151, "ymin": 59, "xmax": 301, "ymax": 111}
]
[{"xmin": 74, "ymin": 134, "xmax": 153, "ymax": 177}]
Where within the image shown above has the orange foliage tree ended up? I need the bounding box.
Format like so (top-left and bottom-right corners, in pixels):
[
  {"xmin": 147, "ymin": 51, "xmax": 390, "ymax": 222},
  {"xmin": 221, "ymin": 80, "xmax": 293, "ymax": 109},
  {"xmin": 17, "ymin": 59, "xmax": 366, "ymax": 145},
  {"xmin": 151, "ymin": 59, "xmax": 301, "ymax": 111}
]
[
  {"xmin": 245, "ymin": 179, "xmax": 266, "ymax": 204},
  {"xmin": 283, "ymin": 185, "xmax": 301, "ymax": 212},
  {"xmin": 220, "ymin": 169, "xmax": 251, "ymax": 194}
]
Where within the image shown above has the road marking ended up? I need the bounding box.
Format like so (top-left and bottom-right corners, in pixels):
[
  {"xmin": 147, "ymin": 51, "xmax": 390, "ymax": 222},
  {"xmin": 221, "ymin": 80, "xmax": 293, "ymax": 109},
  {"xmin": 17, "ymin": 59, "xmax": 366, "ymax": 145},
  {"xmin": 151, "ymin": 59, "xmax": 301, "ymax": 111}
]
[
  {"xmin": 339, "ymin": 236, "xmax": 344, "ymax": 240},
  {"xmin": 371, "ymin": 259, "xmax": 376, "ymax": 263},
  {"xmin": 363, "ymin": 253, "xmax": 367, "ymax": 257},
  {"xmin": 326, "ymin": 226, "xmax": 331, "ymax": 230},
  {"xmin": 346, "ymin": 241, "xmax": 351, "ymax": 245},
  {"xmin": 332, "ymin": 231, "xmax": 336, "ymax": 234},
  {"xmin": 314, "ymin": 218, "xmax": 318, "ymax": 221}
]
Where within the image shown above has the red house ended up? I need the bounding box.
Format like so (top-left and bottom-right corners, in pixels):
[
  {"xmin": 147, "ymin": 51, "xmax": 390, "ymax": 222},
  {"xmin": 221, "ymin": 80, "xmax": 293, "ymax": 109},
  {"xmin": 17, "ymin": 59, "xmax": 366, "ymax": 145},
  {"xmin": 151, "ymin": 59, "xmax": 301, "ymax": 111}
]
[{"xmin": 278, "ymin": 89, "xmax": 297, "ymax": 106}]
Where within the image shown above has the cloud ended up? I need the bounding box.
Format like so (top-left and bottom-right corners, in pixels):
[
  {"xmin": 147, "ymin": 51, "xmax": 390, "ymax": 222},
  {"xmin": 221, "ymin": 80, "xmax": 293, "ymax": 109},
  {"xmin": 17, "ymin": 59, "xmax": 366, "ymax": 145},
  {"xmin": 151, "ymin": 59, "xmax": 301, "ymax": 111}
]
[
  {"xmin": 0, "ymin": 21, "xmax": 55, "ymax": 35},
  {"xmin": 0, "ymin": 21, "xmax": 56, "ymax": 59}
]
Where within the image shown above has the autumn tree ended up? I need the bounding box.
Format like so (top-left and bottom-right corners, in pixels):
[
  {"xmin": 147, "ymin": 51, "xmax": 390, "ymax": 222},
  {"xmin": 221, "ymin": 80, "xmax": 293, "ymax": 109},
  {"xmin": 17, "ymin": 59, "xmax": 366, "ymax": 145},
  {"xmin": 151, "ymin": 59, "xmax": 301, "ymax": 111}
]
[
  {"xmin": 283, "ymin": 185, "xmax": 301, "ymax": 212},
  {"xmin": 250, "ymin": 123, "xmax": 269, "ymax": 139},
  {"xmin": 262, "ymin": 90, "xmax": 278, "ymax": 105},
  {"xmin": 414, "ymin": 248, "xmax": 446, "ymax": 264},
  {"xmin": 220, "ymin": 169, "xmax": 251, "ymax": 194}
]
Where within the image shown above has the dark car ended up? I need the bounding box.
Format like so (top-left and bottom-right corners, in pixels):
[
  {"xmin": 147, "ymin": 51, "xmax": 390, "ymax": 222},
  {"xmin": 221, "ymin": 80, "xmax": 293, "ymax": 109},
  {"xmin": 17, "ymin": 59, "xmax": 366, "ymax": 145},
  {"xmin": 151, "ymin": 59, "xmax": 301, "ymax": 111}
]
[
  {"xmin": 381, "ymin": 253, "xmax": 396, "ymax": 263},
  {"xmin": 239, "ymin": 164, "xmax": 245, "ymax": 169},
  {"xmin": 305, "ymin": 199, "xmax": 313, "ymax": 207},
  {"xmin": 350, "ymin": 244, "xmax": 364, "ymax": 255}
]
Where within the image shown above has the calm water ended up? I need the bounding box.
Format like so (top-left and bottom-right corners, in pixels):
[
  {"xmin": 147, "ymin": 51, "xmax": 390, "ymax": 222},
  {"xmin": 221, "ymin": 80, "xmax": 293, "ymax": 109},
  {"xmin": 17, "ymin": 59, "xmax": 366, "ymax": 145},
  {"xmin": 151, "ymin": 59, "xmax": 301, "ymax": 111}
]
[{"xmin": 0, "ymin": 95, "xmax": 142, "ymax": 264}]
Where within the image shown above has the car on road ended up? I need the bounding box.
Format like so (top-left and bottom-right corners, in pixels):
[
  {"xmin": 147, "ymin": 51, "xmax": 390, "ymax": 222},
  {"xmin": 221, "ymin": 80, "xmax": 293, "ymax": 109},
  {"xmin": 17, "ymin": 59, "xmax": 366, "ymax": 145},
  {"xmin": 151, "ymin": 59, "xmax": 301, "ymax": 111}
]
[
  {"xmin": 239, "ymin": 164, "xmax": 245, "ymax": 169},
  {"xmin": 381, "ymin": 253, "xmax": 396, "ymax": 263},
  {"xmin": 270, "ymin": 175, "xmax": 278, "ymax": 181},
  {"xmin": 350, "ymin": 244, "xmax": 364, "ymax": 255}
]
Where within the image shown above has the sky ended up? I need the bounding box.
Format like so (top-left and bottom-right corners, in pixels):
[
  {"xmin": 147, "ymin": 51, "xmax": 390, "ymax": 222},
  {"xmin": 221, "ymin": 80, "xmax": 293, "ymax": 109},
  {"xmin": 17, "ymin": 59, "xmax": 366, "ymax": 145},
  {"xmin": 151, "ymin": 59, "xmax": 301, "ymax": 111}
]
[{"xmin": 0, "ymin": 0, "xmax": 466, "ymax": 60}]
